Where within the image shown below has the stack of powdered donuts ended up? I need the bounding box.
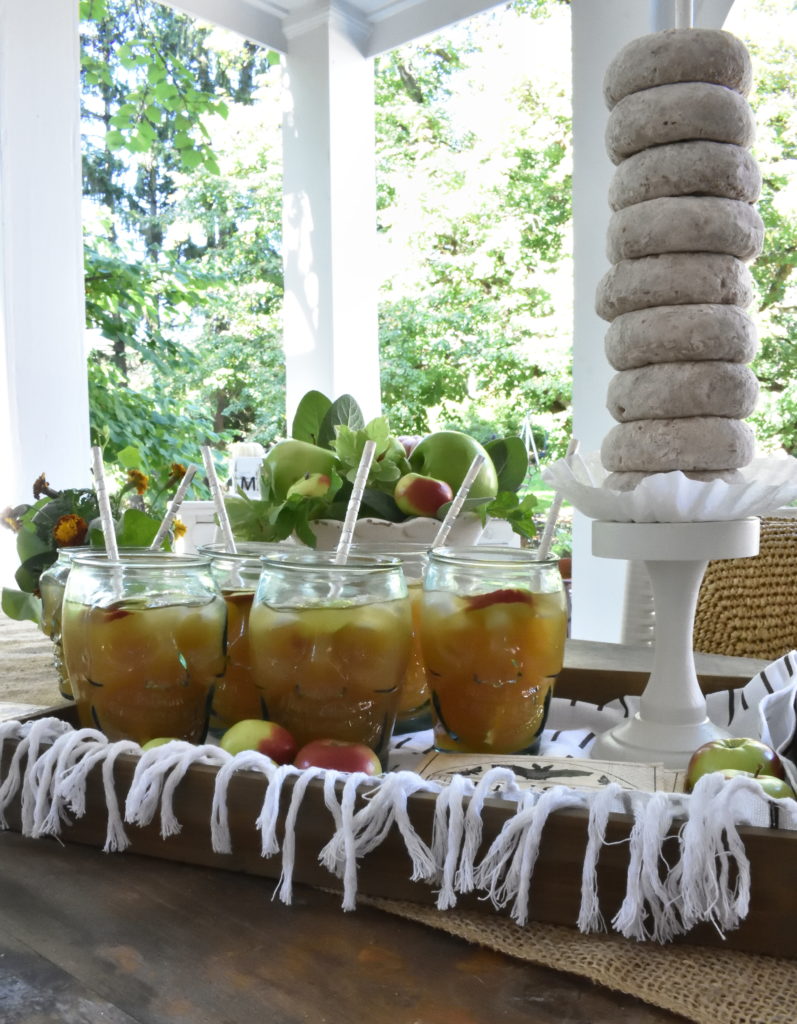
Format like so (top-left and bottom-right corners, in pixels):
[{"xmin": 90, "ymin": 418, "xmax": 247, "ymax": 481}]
[{"xmin": 595, "ymin": 28, "xmax": 765, "ymax": 491}]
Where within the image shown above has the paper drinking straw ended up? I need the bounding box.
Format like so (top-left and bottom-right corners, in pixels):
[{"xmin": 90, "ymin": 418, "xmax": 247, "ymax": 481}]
[
  {"xmin": 537, "ymin": 438, "xmax": 580, "ymax": 561},
  {"xmin": 675, "ymin": 0, "xmax": 693, "ymax": 29},
  {"xmin": 149, "ymin": 463, "xmax": 198, "ymax": 551},
  {"xmin": 432, "ymin": 453, "xmax": 486, "ymax": 549},
  {"xmin": 91, "ymin": 446, "xmax": 119, "ymax": 560},
  {"xmin": 334, "ymin": 440, "xmax": 377, "ymax": 565},
  {"xmin": 201, "ymin": 446, "xmax": 237, "ymax": 554}
]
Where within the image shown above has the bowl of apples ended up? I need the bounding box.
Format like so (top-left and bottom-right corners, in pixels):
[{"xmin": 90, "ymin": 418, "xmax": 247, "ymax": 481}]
[{"xmin": 224, "ymin": 392, "xmax": 537, "ymax": 549}]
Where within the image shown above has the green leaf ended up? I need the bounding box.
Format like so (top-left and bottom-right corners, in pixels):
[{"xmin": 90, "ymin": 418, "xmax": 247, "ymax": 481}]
[
  {"xmin": 483, "ymin": 491, "xmax": 538, "ymax": 541},
  {"xmin": 292, "ymin": 390, "xmax": 333, "ymax": 444},
  {"xmin": 16, "ymin": 526, "xmax": 52, "ymax": 564},
  {"xmin": 180, "ymin": 147, "xmax": 204, "ymax": 170},
  {"xmin": 116, "ymin": 445, "xmax": 142, "ymax": 469},
  {"xmin": 357, "ymin": 487, "xmax": 405, "ymax": 522},
  {"xmin": 15, "ymin": 551, "xmax": 55, "ymax": 594},
  {"xmin": 1, "ymin": 588, "xmax": 42, "ymax": 625},
  {"xmin": 317, "ymin": 395, "xmax": 364, "ymax": 450},
  {"xmin": 485, "ymin": 436, "xmax": 529, "ymax": 493},
  {"xmin": 115, "ymin": 507, "xmax": 161, "ymax": 547}
]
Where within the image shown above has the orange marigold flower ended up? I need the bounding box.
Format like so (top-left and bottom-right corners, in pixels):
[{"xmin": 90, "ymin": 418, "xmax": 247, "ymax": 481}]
[
  {"xmin": 172, "ymin": 518, "xmax": 187, "ymax": 540},
  {"xmin": 170, "ymin": 463, "xmax": 187, "ymax": 480},
  {"xmin": 127, "ymin": 469, "xmax": 149, "ymax": 495},
  {"xmin": 53, "ymin": 514, "xmax": 89, "ymax": 547}
]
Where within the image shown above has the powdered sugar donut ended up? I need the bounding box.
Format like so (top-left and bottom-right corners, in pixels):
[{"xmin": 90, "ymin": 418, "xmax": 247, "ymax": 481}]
[
  {"xmin": 607, "ymin": 361, "xmax": 759, "ymax": 422},
  {"xmin": 606, "ymin": 196, "xmax": 764, "ymax": 263},
  {"xmin": 605, "ymin": 304, "xmax": 758, "ymax": 370},
  {"xmin": 606, "ymin": 82, "xmax": 755, "ymax": 164},
  {"xmin": 609, "ymin": 141, "xmax": 761, "ymax": 211},
  {"xmin": 601, "ymin": 417, "xmax": 755, "ymax": 473},
  {"xmin": 604, "ymin": 28, "xmax": 752, "ymax": 108},
  {"xmin": 596, "ymin": 254, "xmax": 753, "ymax": 321}
]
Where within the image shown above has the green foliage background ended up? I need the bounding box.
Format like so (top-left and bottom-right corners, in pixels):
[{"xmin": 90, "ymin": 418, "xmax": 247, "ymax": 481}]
[{"xmin": 79, "ymin": 0, "xmax": 797, "ymax": 476}]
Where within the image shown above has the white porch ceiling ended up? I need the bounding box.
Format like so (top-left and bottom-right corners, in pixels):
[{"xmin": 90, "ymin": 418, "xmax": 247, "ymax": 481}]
[{"xmin": 164, "ymin": 0, "xmax": 507, "ymax": 56}]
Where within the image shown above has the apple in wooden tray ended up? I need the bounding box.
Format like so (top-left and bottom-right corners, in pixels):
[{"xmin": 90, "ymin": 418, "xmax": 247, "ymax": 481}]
[
  {"xmin": 219, "ymin": 719, "xmax": 299, "ymax": 764},
  {"xmin": 293, "ymin": 739, "xmax": 383, "ymax": 776},
  {"xmin": 685, "ymin": 737, "xmax": 794, "ymax": 797}
]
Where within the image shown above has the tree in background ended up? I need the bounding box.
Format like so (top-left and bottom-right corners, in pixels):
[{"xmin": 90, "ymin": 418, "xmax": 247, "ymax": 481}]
[
  {"xmin": 741, "ymin": 5, "xmax": 797, "ymax": 455},
  {"xmin": 375, "ymin": 2, "xmax": 573, "ymax": 453},
  {"xmin": 80, "ymin": 0, "xmax": 280, "ymax": 476}
]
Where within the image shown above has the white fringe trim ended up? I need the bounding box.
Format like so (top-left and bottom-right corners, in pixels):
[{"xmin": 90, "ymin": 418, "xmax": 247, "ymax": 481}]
[{"xmin": 0, "ymin": 719, "xmax": 787, "ymax": 943}]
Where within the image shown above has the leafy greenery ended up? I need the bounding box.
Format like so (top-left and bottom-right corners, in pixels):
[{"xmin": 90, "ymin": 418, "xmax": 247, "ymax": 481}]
[
  {"xmin": 1, "ymin": 452, "xmax": 187, "ymax": 620},
  {"xmin": 224, "ymin": 391, "xmax": 536, "ymax": 543}
]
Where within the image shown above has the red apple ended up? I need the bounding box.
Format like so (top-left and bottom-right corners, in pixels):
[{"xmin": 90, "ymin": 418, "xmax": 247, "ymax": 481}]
[
  {"xmin": 293, "ymin": 738, "xmax": 382, "ymax": 775},
  {"xmin": 466, "ymin": 588, "xmax": 535, "ymax": 611},
  {"xmin": 716, "ymin": 769, "xmax": 796, "ymax": 800},
  {"xmin": 287, "ymin": 471, "xmax": 331, "ymax": 499},
  {"xmin": 394, "ymin": 472, "xmax": 454, "ymax": 517},
  {"xmin": 398, "ymin": 435, "xmax": 422, "ymax": 457},
  {"xmin": 685, "ymin": 737, "xmax": 785, "ymax": 793},
  {"xmin": 220, "ymin": 719, "xmax": 298, "ymax": 764}
]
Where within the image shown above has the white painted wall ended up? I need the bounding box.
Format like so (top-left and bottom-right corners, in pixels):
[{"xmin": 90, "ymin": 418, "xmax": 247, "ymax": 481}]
[
  {"xmin": 281, "ymin": 9, "xmax": 383, "ymax": 425},
  {"xmin": 0, "ymin": 0, "xmax": 90, "ymax": 588}
]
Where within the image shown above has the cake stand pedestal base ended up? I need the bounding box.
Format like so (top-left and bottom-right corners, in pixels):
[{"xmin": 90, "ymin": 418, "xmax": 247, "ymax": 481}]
[{"xmin": 590, "ymin": 519, "xmax": 760, "ymax": 768}]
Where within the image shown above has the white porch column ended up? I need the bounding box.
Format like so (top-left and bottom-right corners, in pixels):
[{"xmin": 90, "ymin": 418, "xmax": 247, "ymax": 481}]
[
  {"xmin": 281, "ymin": 4, "xmax": 382, "ymax": 426},
  {"xmin": 0, "ymin": 0, "xmax": 90, "ymax": 584},
  {"xmin": 569, "ymin": 0, "xmax": 735, "ymax": 642}
]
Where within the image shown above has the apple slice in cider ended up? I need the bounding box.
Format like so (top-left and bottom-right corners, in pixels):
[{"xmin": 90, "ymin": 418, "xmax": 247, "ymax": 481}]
[{"xmin": 465, "ymin": 589, "xmax": 534, "ymax": 611}]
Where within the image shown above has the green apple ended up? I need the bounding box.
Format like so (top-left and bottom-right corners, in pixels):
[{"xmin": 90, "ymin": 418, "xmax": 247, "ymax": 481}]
[
  {"xmin": 685, "ymin": 737, "xmax": 786, "ymax": 792},
  {"xmin": 263, "ymin": 440, "xmax": 336, "ymax": 500},
  {"xmin": 141, "ymin": 737, "xmax": 178, "ymax": 751},
  {"xmin": 394, "ymin": 472, "xmax": 453, "ymax": 517},
  {"xmin": 716, "ymin": 769, "xmax": 796, "ymax": 800},
  {"xmin": 220, "ymin": 719, "xmax": 298, "ymax": 764},
  {"xmin": 409, "ymin": 431, "xmax": 498, "ymax": 500},
  {"xmin": 287, "ymin": 471, "xmax": 332, "ymax": 499}
]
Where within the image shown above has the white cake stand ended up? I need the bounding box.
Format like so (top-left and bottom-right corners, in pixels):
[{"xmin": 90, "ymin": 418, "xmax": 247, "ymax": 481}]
[{"xmin": 590, "ymin": 518, "xmax": 760, "ymax": 768}]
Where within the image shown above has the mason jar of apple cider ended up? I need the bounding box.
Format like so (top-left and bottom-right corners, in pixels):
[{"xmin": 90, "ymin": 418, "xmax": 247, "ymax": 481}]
[
  {"xmin": 350, "ymin": 541, "xmax": 431, "ymax": 732},
  {"xmin": 249, "ymin": 551, "xmax": 412, "ymax": 765},
  {"xmin": 419, "ymin": 547, "xmax": 567, "ymax": 755},
  {"xmin": 39, "ymin": 547, "xmax": 92, "ymax": 701},
  {"xmin": 62, "ymin": 552, "xmax": 227, "ymax": 744},
  {"xmin": 200, "ymin": 542, "xmax": 287, "ymax": 731}
]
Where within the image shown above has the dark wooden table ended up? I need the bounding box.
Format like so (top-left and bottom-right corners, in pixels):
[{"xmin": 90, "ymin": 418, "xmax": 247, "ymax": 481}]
[{"xmin": 0, "ymin": 830, "xmax": 688, "ymax": 1024}]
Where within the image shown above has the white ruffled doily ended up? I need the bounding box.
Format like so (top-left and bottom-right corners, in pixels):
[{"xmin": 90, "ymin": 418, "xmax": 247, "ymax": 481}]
[{"xmin": 542, "ymin": 453, "xmax": 797, "ymax": 523}]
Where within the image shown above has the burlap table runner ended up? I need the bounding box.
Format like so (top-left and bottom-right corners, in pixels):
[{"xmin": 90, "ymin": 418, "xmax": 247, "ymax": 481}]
[
  {"xmin": 363, "ymin": 896, "xmax": 797, "ymax": 1024},
  {"xmin": 0, "ymin": 615, "xmax": 62, "ymax": 710}
]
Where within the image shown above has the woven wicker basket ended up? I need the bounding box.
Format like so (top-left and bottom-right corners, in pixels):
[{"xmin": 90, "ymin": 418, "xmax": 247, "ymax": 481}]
[{"xmin": 693, "ymin": 516, "xmax": 797, "ymax": 660}]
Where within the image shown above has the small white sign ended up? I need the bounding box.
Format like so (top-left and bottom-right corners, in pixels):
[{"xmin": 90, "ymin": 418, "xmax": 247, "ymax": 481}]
[{"xmin": 232, "ymin": 456, "xmax": 263, "ymax": 499}]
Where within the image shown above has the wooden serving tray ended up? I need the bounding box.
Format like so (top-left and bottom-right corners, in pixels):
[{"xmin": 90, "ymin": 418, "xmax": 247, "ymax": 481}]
[{"xmin": 3, "ymin": 680, "xmax": 796, "ymax": 962}]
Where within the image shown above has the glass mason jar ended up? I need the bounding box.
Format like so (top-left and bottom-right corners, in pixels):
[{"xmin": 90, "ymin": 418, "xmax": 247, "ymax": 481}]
[
  {"xmin": 62, "ymin": 552, "xmax": 227, "ymax": 744},
  {"xmin": 419, "ymin": 547, "xmax": 568, "ymax": 755},
  {"xmin": 249, "ymin": 551, "xmax": 412, "ymax": 765},
  {"xmin": 350, "ymin": 541, "xmax": 431, "ymax": 733},
  {"xmin": 199, "ymin": 542, "xmax": 286, "ymax": 731},
  {"xmin": 39, "ymin": 547, "xmax": 92, "ymax": 700}
]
